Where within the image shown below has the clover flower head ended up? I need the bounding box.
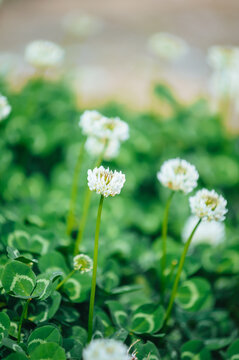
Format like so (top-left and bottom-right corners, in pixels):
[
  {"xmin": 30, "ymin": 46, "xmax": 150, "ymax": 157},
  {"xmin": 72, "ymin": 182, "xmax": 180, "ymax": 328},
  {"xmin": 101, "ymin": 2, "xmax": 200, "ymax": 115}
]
[
  {"xmin": 79, "ymin": 111, "xmax": 129, "ymax": 149},
  {"xmin": 208, "ymin": 46, "xmax": 239, "ymax": 100},
  {"xmin": 63, "ymin": 12, "xmax": 103, "ymax": 38},
  {"xmin": 25, "ymin": 40, "xmax": 64, "ymax": 68},
  {"xmin": 83, "ymin": 339, "xmax": 130, "ymax": 360},
  {"xmin": 85, "ymin": 136, "xmax": 120, "ymax": 160},
  {"xmin": 0, "ymin": 94, "xmax": 11, "ymax": 121},
  {"xmin": 95, "ymin": 116, "xmax": 129, "ymax": 142},
  {"xmin": 87, "ymin": 166, "xmax": 126, "ymax": 197},
  {"xmin": 79, "ymin": 110, "xmax": 105, "ymax": 137},
  {"xmin": 182, "ymin": 216, "xmax": 225, "ymax": 246},
  {"xmin": 189, "ymin": 189, "xmax": 228, "ymax": 222},
  {"xmin": 148, "ymin": 32, "xmax": 189, "ymax": 61},
  {"xmin": 209, "ymin": 68, "xmax": 239, "ymax": 100},
  {"xmin": 73, "ymin": 254, "xmax": 93, "ymax": 273},
  {"xmin": 157, "ymin": 158, "xmax": 199, "ymax": 194},
  {"xmin": 207, "ymin": 46, "xmax": 239, "ymax": 70}
]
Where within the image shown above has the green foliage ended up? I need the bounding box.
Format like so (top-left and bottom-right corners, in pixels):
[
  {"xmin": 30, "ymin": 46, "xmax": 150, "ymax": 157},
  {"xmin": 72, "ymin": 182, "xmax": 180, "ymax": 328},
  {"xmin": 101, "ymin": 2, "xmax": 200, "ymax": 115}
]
[
  {"xmin": 2, "ymin": 260, "xmax": 36, "ymax": 298},
  {"xmin": 0, "ymin": 312, "xmax": 10, "ymax": 342},
  {"xmin": 4, "ymin": 354, "xmax": 28, "ymax": 360},
  {"xmin": 181, "ymin": 340, "xmax": 211, "ymax": 359},
  {"xmin": 27, "ymin": 325, "xmax": 62, "ymax": 352},
  {"xmin": 29, "ymin": 342, "xmax": 66, "ymax": 360},
  {"xmin": 0, "ymin": 78, "xmax": 238, "ymax": 359},
  {"xmin": 129, "ymin": 304, "xmax": 165, "ymax": 334},
  {"xmin": 176, "ymin": 277, "xmax": 213, "ymax": 312},
  {"xmin": 227, "ymin": 339, "xmax": 239, "ymax": 359},
  {"xmin": 62, "ymin": 271, "xmax": 91, "ymax": 303}
]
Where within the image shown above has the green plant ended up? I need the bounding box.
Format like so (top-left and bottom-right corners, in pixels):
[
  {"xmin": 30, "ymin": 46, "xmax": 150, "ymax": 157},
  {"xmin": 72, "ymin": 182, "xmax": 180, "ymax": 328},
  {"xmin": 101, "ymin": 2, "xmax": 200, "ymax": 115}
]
[{"xmin": 0, "ymin": 77, "xmax": 238, "ymax": 359}]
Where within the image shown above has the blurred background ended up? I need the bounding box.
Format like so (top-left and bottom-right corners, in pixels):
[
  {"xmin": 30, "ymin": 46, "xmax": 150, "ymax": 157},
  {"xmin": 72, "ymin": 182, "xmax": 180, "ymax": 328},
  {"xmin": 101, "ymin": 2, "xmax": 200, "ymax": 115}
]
[{"xmin": 1, "ymin": 0, "xmax": 239, "ymax": 109}]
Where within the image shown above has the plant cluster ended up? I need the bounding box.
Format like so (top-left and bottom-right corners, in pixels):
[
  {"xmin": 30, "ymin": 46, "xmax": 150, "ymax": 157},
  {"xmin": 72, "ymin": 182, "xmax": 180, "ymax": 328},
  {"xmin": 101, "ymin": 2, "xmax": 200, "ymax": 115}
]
[{"xmin": 0, "ymin": 76, "xmax": 239, "ymax": 359}]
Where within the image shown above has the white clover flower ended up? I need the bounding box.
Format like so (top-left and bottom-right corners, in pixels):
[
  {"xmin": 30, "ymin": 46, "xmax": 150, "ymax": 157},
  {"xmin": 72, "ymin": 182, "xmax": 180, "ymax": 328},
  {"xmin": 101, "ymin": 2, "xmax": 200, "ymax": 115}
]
[
  {"xmin": 189, "ymin": 189, "xmax": 228, "ymax": 222},
  {"xmin": 85, "ymin": 136, "xmax": 120, "ymax": 160},
  {"xmin": 95, "ymin": 116, "xmax": 129, "ymax": 142},
  {"xmin": 0, "ymin": 94, "xmax": 11, "ymax": 121},
  {"xmin": 209, "ymin": 68, "xmax": 239, "ymax": 100},
  {"xmin": 83, "ymin": 339, "xmax": 130, "ymax": 360},
  {"xmin": 207, "ymin": 46, "xmax": 239, "ymax": 100},
  {"xmin": 63, "ymin": 12, "xmax": 103, "ymax": 38},
  {"xmin": 148, "ymin": 32, "xmax": 189, "ymax": 61},
  {"xmin": 79, "ymin": 110, "xmax": 105, "ymax": 137},
  {"xmin": 73, "ymin": 254, "xmax": 93, "ymax": 272},
  {"xmin": 79, "ymin": 111, "xmax": 129, "ymax": 143},
  {"xmin": 25, "ymin": 40, "xmax": 64, "ymax": 69},
  {"xmin": 87, "ymin": 166, "xmax": 126, "ymax": 197},
  {"xmin": 182, "ymin": 216, "xmax": 225, "ymax": 246},
  {"xmin": 157, "ymin": 158, "xmax": 199, "ymax": 194},
  {"xmin": 207, "ymin": 46, "xmax": 239, "ymax": 70}
]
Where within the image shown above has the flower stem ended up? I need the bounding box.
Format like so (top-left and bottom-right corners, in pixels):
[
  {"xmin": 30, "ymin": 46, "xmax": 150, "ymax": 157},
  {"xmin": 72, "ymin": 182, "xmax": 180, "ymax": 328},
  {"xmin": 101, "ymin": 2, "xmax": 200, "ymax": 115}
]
[
  {"xmin": 74, "ymin": 149, "xmax": 105, "ymax": 256},
  {"xmin": 87, "ymin": 195, "xmax": 104, "ymax": 343},
  {"xmin": 168, "ymin": 259, "xmax": 178, "ymax": 284},
  {"xmin": 17, "ymin": 298, "xmax": 30, "ymax": 343},
  {"xmin": 161, "ymin": 192, "xmax": 174, "ymax": 292},
  {"xmin": 164, "ymin": 218, "xmax": 201, "ymax": 326},
  {"xmin": 55, "ymin": 269, "xmax": 76, "ymax": 290},
  {"xmin": 74, "ymin": 188, "xmax": 92, "ymax": 255},
  {"xmin": 67, "ymin": 139, "xmax": 86, "ymax": 235}
]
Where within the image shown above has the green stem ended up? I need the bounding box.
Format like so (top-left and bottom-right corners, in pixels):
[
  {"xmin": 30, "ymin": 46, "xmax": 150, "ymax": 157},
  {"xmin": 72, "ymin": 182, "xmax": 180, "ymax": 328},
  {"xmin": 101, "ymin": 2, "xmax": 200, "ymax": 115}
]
[
  {"xmin": 56, "ymin": 269, "xmax": 76, "ymax": 290},
  {"xmin": 74, "ymin": 188, "xmax": 92, "ymax": 255},
  {"xmin": 164, "ymin": 218, "xmax": 201, "ymax": 325},
  {"xmin": 168, "ymin": 259, "xmax": 178, "ymax": 284},
  {"xmin": 66, "ymin": 139, "xmax": 86, "ymax": 235},
  {"xmin": 87, "ymin": 195, "xmax": 104, "ymax": 343},
  {"xmin": 161, "ymin": 192, "xmax": 174, "ymax": 291},
  {"xmin": 17, "ymin": 298, "xmax": 30, "ymax": 343},
  {"xmin": 73, "ymin": 150, "xmax": 105, "ymax": 255}
]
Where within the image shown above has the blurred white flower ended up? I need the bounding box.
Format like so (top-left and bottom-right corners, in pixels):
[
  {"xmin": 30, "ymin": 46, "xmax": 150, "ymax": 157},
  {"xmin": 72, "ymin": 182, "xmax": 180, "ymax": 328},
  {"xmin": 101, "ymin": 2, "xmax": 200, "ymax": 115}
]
[
  {"xmin": 73, "ymin": 254, "xmax": 93, "ymax": 272},
  {"xmin": 83, "ymin": 339, "xmax": 130, "ymax": 360},
  {"xmin": 0, "ymin": 94, "xmax": 11, "ymax": 121},
  {"xmin": 209, "ymin": 69, "xmax": 239, "ymax": 100},
  {"xmin": 63, "ymin": 12, "xmax": 103, "ymax": 38},
  {"xmin": 79, "ymin": 111, "xmax": 129, "ymax": 160},
  {"xmin": 207, "ymin": 46, "xmax": 239, "ymax": 101},
  {"xmin": 87, "ymin": 166, "xmax": 126, "ymax": 197},
  {"xmin": 79, "ymin": 110, "xmax": 105, "ymax": 137},
  {"xmin": 85, "ymin": 136, "xmax": 120, "ymax": 160},
  {"xmin": 157, "ymin": 158, "xmax": 199, "ymax": 194},
  {"xmin": 208, "ymin": 46, "xmax": 239, "ymax": 70},
  {"xmin": 95, "ymin": 116, "xmax": 130, "ymax": 142},
  {"xmin": 182, "ymin": 216, "xmax": 225, "ymax": 246},
  {"xmin": 189, "ymin": 189, "xmax": 227, "ymax": 222},
  {"xmin": 148, "ymin": 32, "xmax": 189, "ymax": 62},
  {"xmin": 25, "ymin": 40, "xmax": 64, "ymax": 69},
  {"xmin": 79, "ymin": 111, "xmax": 129, "ymax": 143}
]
